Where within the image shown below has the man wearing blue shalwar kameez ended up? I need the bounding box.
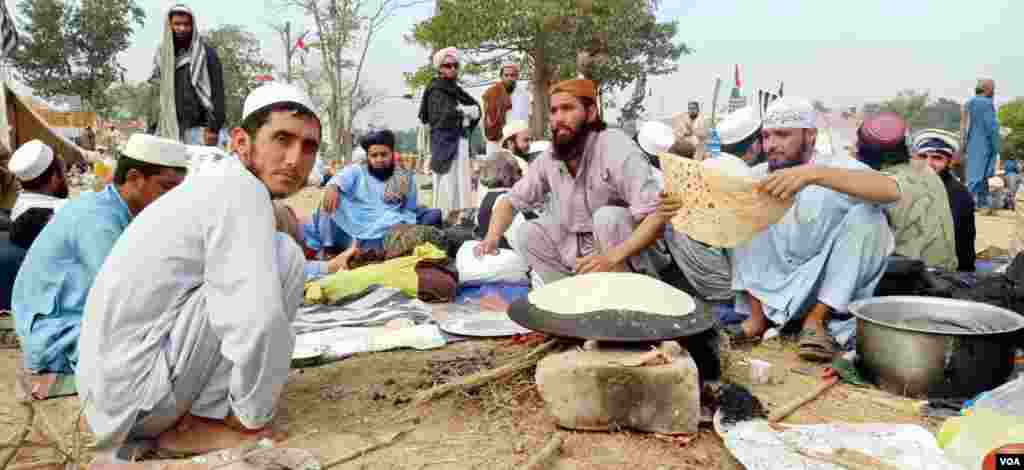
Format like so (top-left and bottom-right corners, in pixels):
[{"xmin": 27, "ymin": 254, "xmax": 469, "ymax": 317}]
[
  {"xmin": 12, "ymin": 134, "xmax": 188, "ymax": 377},
  {"xmin": 728, "ymin": 97, "xmax": 902, "ymax": 362},
  {"xmin": 320, "ymin": 129, "xmax": 441, "ymax": 251},
  {"xmin": 963, "ymin": 78, "xmax": 1001, "ymax": 210}
]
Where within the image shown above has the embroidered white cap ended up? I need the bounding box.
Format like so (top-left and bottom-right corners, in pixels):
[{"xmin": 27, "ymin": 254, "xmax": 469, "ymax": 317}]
[
  {"xmin": 8, "ymin": 140, "xmax": 55, "ymax": 181},
  {"xmin": 529, "ymin": 140, "xmax": 551, "ymax": 155},
  {"xmin": 120, "ymin": 133, "xmax": 189, "ymax": 168},
  {"xmin": 637, "ymin": 121, "xmax": 675, "ymax": 156},
  {"xmin": 241, "ymin": 82, "xmax": 319, "ymax": 124},
  {"xmin": 501, "ymin": 120, "xmax": 529, "ymax": 146},
  {"xmin": 763, "ymin": 96, "xmax": 817, "ymax": 130},
  {"xmin": 717, "ymin": 105, "xmax": 761, "ymax": 145}
]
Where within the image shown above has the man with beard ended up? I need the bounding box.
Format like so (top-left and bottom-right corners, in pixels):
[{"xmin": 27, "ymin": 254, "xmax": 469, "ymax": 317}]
[
  {"xmin": 730, "ymin": 97, "xmax": 900, "ymax": 362},
  {"xmin": 962, "ymin": 78, "xmax": 1001, "ymax": 212},
  {"xmin": 77, "ymin": 83, "xmax": 316, "ymax": 467},
  {"xmin": 12, "ymin": 134, "xmax": 187, "ymax": 389},
  {"xmin": 855, "ymin": 114, "xmax": 958, "ymax": 272},
  {"xmin": 150, "ymin": 4, "xmax": 225, "ymax": 145},
  {"xmin": 320, "ymin": 129, "xmax": 441, "ymax": 253},
  {"xmin": 7, "ymin": 140, "xmax": 69, "ymax": 226},
  {"xmin": 483, "ymin": 62, "xmax": 524, "ymax": 156},
  {"xmin": 672, "ymin": 101, "xmax": 709, "ymax": 159},
  {"xmin": 474, "ymin": 79, "xmax": 669, "ymax": 284},
  {"xmin": 912, "ymin": 129, "xmax": 976, "ymax": 272},
  {"xmin": 418, "ymin": 47, "xmax": 480, "ymax": 218}
]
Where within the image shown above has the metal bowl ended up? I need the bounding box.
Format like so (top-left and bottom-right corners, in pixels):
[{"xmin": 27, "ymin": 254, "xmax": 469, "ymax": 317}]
[{"xmin": 849, "ymin": 296, "xmax": 1024, "ymax": 398}]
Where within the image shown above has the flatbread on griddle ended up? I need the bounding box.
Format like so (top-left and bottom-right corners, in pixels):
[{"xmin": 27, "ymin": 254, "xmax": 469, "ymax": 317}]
[
  {"xmin": 661, "ymin": 152, "xmax": 793, "ymax": 248},
  {"xmin": 527, "ymin": 272, "xmax": 696, "ymax": 317}
]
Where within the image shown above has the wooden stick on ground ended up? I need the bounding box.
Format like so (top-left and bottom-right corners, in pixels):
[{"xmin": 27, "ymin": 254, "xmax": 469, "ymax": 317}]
[
  {"xmin": 413, "ymin": 339, "xmax": 561, "ymax": 405},
  {"xmin": 523, "ymin": 432, "xmax": 565, "ymax": 470},
  {"xmin": 768, "ymin": 377, "xmax": 838, "ymax": 423},
  {"xmin": 322, "ymin": 427, "xmax": 415, "ymax": 469}
]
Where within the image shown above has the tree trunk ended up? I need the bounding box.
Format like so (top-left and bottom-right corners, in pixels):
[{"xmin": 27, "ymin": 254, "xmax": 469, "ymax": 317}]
[{"xmin": 529, "ymin": 39, "xmax": 554, "ymax": 140}]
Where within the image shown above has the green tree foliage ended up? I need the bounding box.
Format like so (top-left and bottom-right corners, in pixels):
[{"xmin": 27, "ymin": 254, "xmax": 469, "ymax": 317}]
[
  {"xmin": 106, "ymin": 81, "xmax": 154, "ymax": 121},
  {"xmin": 408, "ymin": 0, "xmax": 687, "ymax": 135},
  {"xmin": 203, "ymin": 25, "xmax": 275, "ymax": 128},
  {"xmin": 999, "ymin": 98, "xmax": 1024, "ymax": 161},
  {"xmin": 11, "ymin": 0, "xmax": 145, "ymax": 114},
  {"xmin": 878, "ymin": 90, "xmax": 961, "ymax": 133}
]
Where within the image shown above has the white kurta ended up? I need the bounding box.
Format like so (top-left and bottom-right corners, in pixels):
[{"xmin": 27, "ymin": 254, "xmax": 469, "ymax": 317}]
[
  {"xmin": 11, "ymin": 191, "xmax": 67, "ymax": 221},
  {"xmin": 77, "ymin": 157, "xmax": 305, "ymax": 449},
  {"xmin": 432, "ymin": 137, "xmax": 473, "ymax": 219}
]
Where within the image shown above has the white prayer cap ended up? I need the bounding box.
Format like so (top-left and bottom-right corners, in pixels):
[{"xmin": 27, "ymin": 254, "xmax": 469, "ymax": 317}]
[
  {"xmin": 120, "ymin": 133, "xmax": 189, "ymax": 168},
  {"xmin": 241, "ymin": 82, "xmax": 319, "ymax": 124},
  {"xmin": 8, "ymin": 140, "xmax": 55, "ymax": 181},
  {"xmin": 763, "ymin": 96, "xmax": 817, "ymax": 130},
  {"xmin": 501, "ymin": 120, "xmax": 529, "ymax": 146},
  {"xmin": 636, "ymin": 121, "xmax": 675, "ymax": 156},
  {"xmin": 433, "ymin": 47, "xmax": 459, "ymax": 68},
  {"xmin": 717, "ymin": 105, "xmax": 761, "ymax": 145},
  {"xmin": 529, "ymin": 140, "xmax": 551, "ymax": 155}
]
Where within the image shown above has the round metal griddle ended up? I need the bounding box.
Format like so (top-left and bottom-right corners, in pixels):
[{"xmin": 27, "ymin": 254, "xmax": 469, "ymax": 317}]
[{"xmin": 508, "ymin": 296, "xmax": 715, "ymax": 342}]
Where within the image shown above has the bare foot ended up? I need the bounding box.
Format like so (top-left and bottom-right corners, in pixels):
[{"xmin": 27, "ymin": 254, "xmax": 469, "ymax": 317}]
[
  {"xmin": 740, "ymin": 316, "xmax": 771, "ymax": 338},
  {"xmin": 156, "ymin": 415, "xmax": 279, "ymax": 456}
]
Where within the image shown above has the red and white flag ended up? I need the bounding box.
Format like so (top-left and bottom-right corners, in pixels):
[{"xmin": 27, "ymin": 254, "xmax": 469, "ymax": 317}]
[
  {"xmin": 734, "ymin": 64, "xmax": 742, "ymax": 89},
  {"xmin": 295, "ymin": 31, "xmax": 317, "ymax": 51}
]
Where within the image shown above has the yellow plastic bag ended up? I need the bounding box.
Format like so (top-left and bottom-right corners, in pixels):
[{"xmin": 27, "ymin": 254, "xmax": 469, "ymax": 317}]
[{"xmin": 305, "ymin": 243, "xmax": 447, "ymax": 304}]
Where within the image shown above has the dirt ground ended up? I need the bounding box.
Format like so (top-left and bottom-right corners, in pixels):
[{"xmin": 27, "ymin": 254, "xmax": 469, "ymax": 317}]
[{"xmin": 1, "ymin": 185, "xmax": 1018, "ymax": 470}]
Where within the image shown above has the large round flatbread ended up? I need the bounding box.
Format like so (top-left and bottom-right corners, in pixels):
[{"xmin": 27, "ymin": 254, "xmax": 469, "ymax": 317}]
[
  {"xmin": 660, "ymin": 152, "xmax": 793, "ymax": 248},
  {"xmin": 527, "ymin": 272, "xmax": 696, "ymax": 317}
]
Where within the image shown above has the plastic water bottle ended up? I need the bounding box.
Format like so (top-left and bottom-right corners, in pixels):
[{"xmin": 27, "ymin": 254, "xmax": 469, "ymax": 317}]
[{"xmin": 706, "ymin": 128, "xmax": 721, "ymax": 158}]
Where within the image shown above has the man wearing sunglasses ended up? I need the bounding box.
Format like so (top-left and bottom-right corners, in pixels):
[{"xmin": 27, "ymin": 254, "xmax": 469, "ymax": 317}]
[
  {"xmin": 911, "ymin": 129, "xmax": 976, "ymax": 272},
  {"xmin": 418, "ymin": 47, "xmax": 481, "ymax": 218}
]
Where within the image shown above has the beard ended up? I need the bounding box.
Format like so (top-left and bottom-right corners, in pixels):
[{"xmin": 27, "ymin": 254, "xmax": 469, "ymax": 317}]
[
  {"xmin": 688, "ymin": 112, "xmax": 699, "ymax": 120},
  {"xmin": 505, "ymin": 81, "xmax": 516, "ymax": 93},
  {"xmin": 768, "ymin": 136, "xmax": 812, "ymax": 173},
  {"xmin": 54, "ymin": 183, "xmax": 69, "ymax": 199},
  {"xmin": 368, "ymin": 163, "xmax": 395, "ymax": 181},
  {"xmin": 552, "ymin": 121, "xmax": 596, "ymax": 162}
]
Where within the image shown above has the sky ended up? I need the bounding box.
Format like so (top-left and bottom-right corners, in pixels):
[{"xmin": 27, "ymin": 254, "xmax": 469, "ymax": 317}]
[{"xmin": 6, "ymin": 0, "xmax": 1022, "ymax": 130}]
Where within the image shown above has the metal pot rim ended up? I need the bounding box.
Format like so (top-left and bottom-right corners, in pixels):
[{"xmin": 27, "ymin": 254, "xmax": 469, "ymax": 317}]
[{"xmin": 848, "ymin": 295, "xmax": 1024, "ymax": 336}]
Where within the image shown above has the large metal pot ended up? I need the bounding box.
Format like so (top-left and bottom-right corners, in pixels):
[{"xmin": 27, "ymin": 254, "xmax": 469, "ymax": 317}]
[{"xmin": 849, "ymin": 296, "xmax": 1024, "ymax": 399}]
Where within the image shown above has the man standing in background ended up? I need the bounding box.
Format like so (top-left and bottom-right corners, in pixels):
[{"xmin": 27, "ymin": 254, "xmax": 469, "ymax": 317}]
[
  {"xmin": 482, "ymin": 63, "xmax": 521, "ymax": 156},
  {"xmin": 150, "ymin": 4, "xmax": 225, "ymax": 145},
  {"xmin": 673, "ymin": 101, "xmax": 709, "ymax": 159},
  {"xmin": 962, "ymin": 78, "xmax": 1001, "ymax": 213}
]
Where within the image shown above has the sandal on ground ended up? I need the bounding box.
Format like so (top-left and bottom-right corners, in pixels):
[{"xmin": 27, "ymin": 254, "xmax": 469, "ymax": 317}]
[
  {"xmin": 797, "ymin": 328, "xmax": 837, "ymax": 362},
  {"xmin": 722, "ymin": 323, "xmax": 762, "ymax": 346}
]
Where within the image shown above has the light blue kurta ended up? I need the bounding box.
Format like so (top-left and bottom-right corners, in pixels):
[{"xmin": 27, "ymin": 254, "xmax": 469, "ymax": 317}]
[
  {"xmin": 328, "ymin": 165, "xmax": 417, "ymax": 240},
  {"xmin": 964, "ymin": 95, "xmax": 1001, "ymax": 207},
  {"xmin": 12, "ymin": 184, "xmax": 133, "ymax": 373},
  {"xmin": 732, "ymin": 154, "xmax": 895, "ymax": 348}
]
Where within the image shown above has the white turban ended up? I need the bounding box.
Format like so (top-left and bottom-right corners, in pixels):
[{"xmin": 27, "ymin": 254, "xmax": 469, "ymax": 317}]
[
  {"xmin": 763, "ymin": 96, "xmax": 817, "ymax": 130},
  {"xmin": 432, "ymin": 47, "xmax": 459, "ymax": 68}
]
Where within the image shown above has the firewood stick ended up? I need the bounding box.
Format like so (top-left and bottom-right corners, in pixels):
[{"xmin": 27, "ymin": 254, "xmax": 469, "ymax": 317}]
[
  {"xmin": 322, "ymin": 427, "xmax": 414, "ymax": 469},
  {"xmin": 523, "ymin": 432, "xmax": 565, "ymax": 470},
  {"xmin": 768, "ymin": 377, "xmax": 838, "ymax": 423},
  {"xmin": 413, "ymin": 339, "xmax": 560, "ymax": 405}
]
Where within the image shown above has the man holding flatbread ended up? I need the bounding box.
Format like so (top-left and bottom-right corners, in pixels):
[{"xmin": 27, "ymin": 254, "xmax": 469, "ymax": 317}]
[
  {"xmin": 474, "ymin": 79, "xmax": 670, "ymax": 284},
  {"xmin": 729, "ymin": 96, "xmax": 900, "ymax": 361}
]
